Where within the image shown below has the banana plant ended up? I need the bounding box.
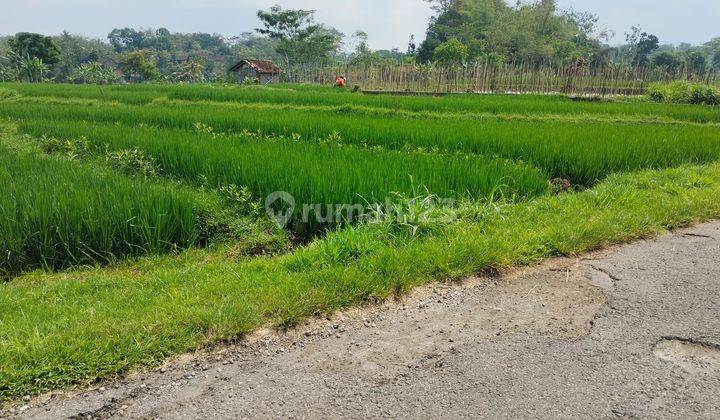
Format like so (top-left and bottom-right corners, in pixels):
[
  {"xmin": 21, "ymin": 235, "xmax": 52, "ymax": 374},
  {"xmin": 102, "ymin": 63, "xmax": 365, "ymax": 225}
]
[
  {"xmin": 70, "ymin": 62, "xmax": 120, "ymax": 84},
  {"xmin": 6, "ymin": 51, "xmax": 50, "ymax": 82}
]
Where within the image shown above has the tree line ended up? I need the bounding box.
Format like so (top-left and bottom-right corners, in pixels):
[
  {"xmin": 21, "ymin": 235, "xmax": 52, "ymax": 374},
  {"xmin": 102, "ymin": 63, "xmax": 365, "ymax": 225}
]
[
  {"xmin": 0, "ymin": 5, "xmax": 412, "ymax": 84},
  {"xmin": 0, "ymin": 2, "xmax": 718, "ymax": 84},
  {"xmin": 418, "ymin": 0, "xmax": 719, "ymax": 75}
]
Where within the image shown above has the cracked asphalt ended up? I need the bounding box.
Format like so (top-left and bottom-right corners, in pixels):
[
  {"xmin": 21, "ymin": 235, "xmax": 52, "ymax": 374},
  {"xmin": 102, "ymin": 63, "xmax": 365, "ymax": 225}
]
[{"xmin": 5, "ymin": 222, "xmax": 720, "ymax": 419}]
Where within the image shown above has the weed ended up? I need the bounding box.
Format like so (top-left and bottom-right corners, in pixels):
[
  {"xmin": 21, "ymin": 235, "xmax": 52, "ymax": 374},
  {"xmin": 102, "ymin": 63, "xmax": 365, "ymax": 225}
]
[{"xmin": 105, "ymin": 148, "xmax": 159, "ymax": 177}]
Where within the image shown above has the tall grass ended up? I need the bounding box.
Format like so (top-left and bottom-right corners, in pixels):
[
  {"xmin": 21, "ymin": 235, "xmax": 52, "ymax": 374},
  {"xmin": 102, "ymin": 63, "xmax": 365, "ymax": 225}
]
[
  {"xmin": 0, "ymin": 143, "xmax": 199, "ymax": 277},
  {"xmin": 3, "ymin": 99, "xmax": 720, "ymax": 185}
]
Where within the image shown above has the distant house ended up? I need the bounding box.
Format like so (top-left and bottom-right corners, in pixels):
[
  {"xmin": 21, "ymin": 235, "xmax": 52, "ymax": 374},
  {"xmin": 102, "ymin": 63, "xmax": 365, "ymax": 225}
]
[{"xmin": 229, "ymin": 59, "xmax": 282, "ymax": 84}]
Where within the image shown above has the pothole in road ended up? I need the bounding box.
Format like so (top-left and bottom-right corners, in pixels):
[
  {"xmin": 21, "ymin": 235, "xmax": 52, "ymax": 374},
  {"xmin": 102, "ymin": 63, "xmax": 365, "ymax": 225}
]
[{"xmin": 653, "ymin": 337, "xmax": 720, "ymax": 374}]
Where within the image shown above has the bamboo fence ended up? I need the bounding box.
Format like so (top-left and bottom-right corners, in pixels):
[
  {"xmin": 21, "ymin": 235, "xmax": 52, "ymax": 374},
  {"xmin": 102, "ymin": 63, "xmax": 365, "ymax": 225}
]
[{"xmin": 285, "ymin": 61, "xmax": 720, "ymax": 96}]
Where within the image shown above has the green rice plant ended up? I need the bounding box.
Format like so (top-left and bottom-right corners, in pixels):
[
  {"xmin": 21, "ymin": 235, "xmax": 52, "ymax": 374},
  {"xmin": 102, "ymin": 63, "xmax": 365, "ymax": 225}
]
[
  {"xmin": 163, "ymin": 84, "xmax": 720, "ymax": 124},
  {"xmin": 4, "ymin": 99, "xmax": 720, "ymax": 185},
  {"xmin": 0, "ymin": 142, "xmax": 199, "ymax": 278},
  {"xmin": 166, "ymin": 84, "xmax": 720, "ymax": 123},
  {"xmin": 15, "ymin": 120, "xmax": 549, "ymax": 233},
  {"xmin": 0, "ymin": 82, "xmax": 173, "ymax": 105},
  {"xmin": 4, "ymin": 82, "xmax": 720, "ymax": 123},
  {"xmin": 0, "ymin": 88, "xmax": 19, "ymax": 101}
]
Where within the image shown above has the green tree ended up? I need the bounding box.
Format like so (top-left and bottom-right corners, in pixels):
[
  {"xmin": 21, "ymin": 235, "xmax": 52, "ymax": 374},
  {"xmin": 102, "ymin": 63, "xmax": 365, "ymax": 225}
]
[
  {"xmin": 53, "ymin": 32, "xmax": 116, "ymax": 82},
  {"xmin": 8, "ymin": 53, "xmax": 50, "ymax": 82},
  {"xmin": 153, "ymin": 28, "xmax": 173, "ymax": 51},
  {"xmin": 169, "ymin": 32, "xmax": 231, "ymax": 80},
  {"xmin": 625, "ymin": 26, "xmax": 659, "ymax": 67},
  {"xmin": 105, "ymin": 27, "xmax": 237, "ymax": 82},
  {"xmin": 652, "ymin": 50, "xmax": 682, "ymax": 73},
  {"xmin": 713, "ymin": 52, "xmax": 720, "ymax": 71},
  {"xmin": 292, "ymin": 25, "xmax": 344, "ymax": 65},
  {"xmin": 684, "ymin": 50, "xmax": 709, "ymax": 76},
  {"xmin": 256, "ymin": 5, "xmax": 343, "ymax": 66},
  {"xmin": 108, "ymin": 28, "xmax": 149, "ymax": 52},
  {"xmin": 0, "ymin": 37, "xmax": 17, "ymax": 81},
  {"xmin": 230, "ymin": 32, "xmax": 282, "ymax": 63},
  {"xmin": 704, "ymin": 37, "xmax": 720, "ymax": 70},
  {"xmin": 346, "ymin": 30, "xmax": 380, "ymax": 65},
  {"xmin": 424, "ymin": 0, "xmax": 454, "ymax": 14},
  {"xmin": 417, "ymin": 0, "xmax": 601, "ymax": 65},
  {"xmin": 118, "ymin": 49, "xmax": 158, "ymax": 81},
  {"xmin": 433, "ymin": 38, "xmax": 468, "ymax": 64},
  {"xmin": 7, "ymin": 33, "xmax": 60, "ymax": 67}
]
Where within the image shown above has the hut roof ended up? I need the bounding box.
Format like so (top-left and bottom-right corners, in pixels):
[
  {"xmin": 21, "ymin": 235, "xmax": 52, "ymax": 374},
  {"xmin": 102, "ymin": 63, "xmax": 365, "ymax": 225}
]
[{"xmin": 229, "ymin": 59, "xmax": 282, "ymax": 74}]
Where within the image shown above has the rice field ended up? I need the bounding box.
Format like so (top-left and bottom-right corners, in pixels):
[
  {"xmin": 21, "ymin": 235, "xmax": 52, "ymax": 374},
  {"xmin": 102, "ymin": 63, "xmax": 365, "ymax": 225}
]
[
  {"xmin": 2, "ymin": 82, "xmax": 720, "ymax": 402},
  {"xmin": 0, "ymin": 141, "xmax": 199, "ymax": 278},
  {"xmin": 18, "ymin": 119, "xmax": 548, "ymax": 202},
  {"xmin": 4, "ymin": 81, "xmax": 720, "ymax": 122},
  {"xmin": 2, "ymin": 96, "xmax": 720, "ymax": 185},
  {"xmin": 1, "ymin": 82, "xmax": 719, "ymax": 275}
]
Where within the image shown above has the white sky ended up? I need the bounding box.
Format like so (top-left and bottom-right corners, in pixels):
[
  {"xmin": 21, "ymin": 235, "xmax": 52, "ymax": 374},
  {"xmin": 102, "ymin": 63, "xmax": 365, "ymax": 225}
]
[{"xmin": 1, "ymin": 0, "xmax": 718, "ymax": 49}]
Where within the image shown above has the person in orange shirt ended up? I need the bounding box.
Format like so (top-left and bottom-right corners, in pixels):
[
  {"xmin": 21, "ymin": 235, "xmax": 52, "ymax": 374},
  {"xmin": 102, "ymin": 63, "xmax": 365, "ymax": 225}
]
[{"xmin": 335, "ymin": 74, "xmax": 346, "ymax": 88}]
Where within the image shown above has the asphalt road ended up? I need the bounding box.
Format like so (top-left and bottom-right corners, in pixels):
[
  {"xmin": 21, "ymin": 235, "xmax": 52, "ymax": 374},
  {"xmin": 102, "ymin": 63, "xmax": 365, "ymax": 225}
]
[{"xmin": 7, "ymin": 222, "xmax": 720, "ymax": 419}]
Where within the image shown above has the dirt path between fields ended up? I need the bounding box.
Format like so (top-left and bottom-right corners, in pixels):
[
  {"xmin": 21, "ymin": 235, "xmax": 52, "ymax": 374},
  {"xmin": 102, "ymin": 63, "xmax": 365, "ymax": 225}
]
[{"xmin": 6, "ymin": 222, "xmax": 720, "ymax": 419}]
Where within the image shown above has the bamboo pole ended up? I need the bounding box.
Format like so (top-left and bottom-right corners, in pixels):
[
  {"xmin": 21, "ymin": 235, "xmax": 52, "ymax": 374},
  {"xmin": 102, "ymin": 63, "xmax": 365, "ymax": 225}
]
[{"xmin": 290, "ymin": 60, "xmax": 714, "ymax": 96}]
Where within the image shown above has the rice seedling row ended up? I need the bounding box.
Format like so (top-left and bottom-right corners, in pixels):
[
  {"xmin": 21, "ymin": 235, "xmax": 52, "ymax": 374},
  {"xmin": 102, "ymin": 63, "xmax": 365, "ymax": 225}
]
[
  {"xmin": 0, "ymin": 142, "xmax": 200, "ymax": 278},
  {"xmin": 4, "ymin": 82, "xmax": 720, "ymax": 124},
  {"xmin": 167, "ymin": 85, "xmax": 720, "ymax": 124},
  {"xmin": 2, "ymin": 99, "xmax": 719, "ymax": 185},
  {"xmin": 17, "ymin": 119, "xmax": 549, "ymax": 232}
]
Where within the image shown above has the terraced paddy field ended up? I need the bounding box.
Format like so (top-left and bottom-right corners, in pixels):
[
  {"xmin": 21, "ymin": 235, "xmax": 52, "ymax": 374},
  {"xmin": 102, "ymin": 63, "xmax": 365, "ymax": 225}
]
[{"xmin": 1, "ymin": 83, "xmax": 720, "ymax": 402}]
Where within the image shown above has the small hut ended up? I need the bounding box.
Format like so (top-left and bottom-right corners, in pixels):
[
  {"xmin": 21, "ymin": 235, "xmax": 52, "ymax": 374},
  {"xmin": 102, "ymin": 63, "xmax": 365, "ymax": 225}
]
[{"xmin": 229, "ymin": 59, "xmax": 282, "ymax": 84}]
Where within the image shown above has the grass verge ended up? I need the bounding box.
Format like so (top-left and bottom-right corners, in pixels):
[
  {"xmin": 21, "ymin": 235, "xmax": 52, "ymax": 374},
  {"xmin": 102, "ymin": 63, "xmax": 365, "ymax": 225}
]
[{"xmin": 2, "ymin": 162, "xmax": 720, "ymax": 402}]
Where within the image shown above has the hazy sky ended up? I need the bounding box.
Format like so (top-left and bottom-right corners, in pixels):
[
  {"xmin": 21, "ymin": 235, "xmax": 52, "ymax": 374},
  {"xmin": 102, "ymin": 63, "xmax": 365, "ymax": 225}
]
[{"xmin": 1, "ymin": 0, "xmax": 718, "ymax": 50}]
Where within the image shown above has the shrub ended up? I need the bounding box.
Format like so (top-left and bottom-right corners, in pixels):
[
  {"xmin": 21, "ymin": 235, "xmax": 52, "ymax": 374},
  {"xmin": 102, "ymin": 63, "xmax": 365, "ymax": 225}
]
[
  {"xmin": 648, "ymin": 81, "xmax": 720, "ymax": 105},
  {"xmin": 433, "ymin": 38, "xmax": 469, "ymax": 65},
  {"xmin": 690, "ymin": 84, "xmax": 720, "ymax": 105},
  {"xmin": 105, "ymin": 147, "xmax": 160, "ymax": 177},
  {"xmin": 38, "ymin": 135, "xmax": 91, "ymax": 159}
]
